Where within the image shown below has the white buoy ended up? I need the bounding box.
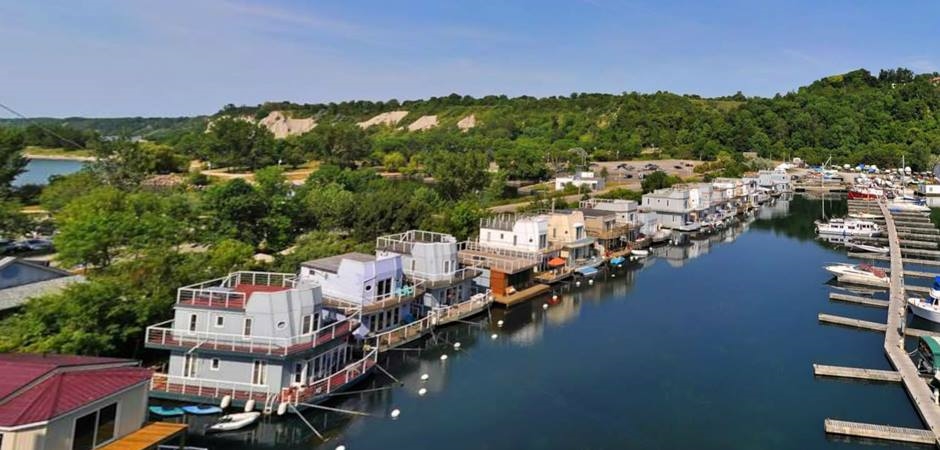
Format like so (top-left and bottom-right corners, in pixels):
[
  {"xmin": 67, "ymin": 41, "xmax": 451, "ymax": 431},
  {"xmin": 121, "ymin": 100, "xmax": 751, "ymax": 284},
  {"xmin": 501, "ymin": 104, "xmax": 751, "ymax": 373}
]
[
  {"xmin": 418, "ymin": 387, "xmax": 427, "ymax": 396},
  {"xmin": 542, "ymin": 303, "xmax": 548, "ymax": 309},
  {"xmin": 552, "ymin": 294, "xmax": 558, "ymax": 300},
  {"xmin": 277, "ymin": 401, "xmax": 288, "ymax": 416},
  {"xmin": 220, "ymin": 395, "xmax": 232, "ymax": 409},
  {"xmin": 611, "ymin": 273, "xmax": 616, "ymax": 278},
  {"xmin": 453, "ymin": 342, "xmax": 461, "ymax": 350},
  {"xmin": 575, "ymin": 281, "xmax": 581, "ymax": 287},
  {"xmin": 420, "ymin": 373, "xmax": 429, "ymax": 381},
  {"xmin": 588, "ymin": 279, "xmax": 594, "ymax": 285},
  {"xmin": 497, "ymin": 320, "xmax": 504, "ymax": 327},
  {"xmin": 244, "ymin": 399, "xmax": 256, "ymax": 412},
  {"xmin": 390, "ymin": 408, "xmax": 401, "ymax": 419},
  {"xmin": 336, "ymin": 446, "xmax": 346, "ymax": 450},
  {"xmin": 491, "ymin": 333, "xmax": 498, "ymax": 340},
  {"xmin": 440, "ymin": 354, "xmax": 448, "ymax": 361}
]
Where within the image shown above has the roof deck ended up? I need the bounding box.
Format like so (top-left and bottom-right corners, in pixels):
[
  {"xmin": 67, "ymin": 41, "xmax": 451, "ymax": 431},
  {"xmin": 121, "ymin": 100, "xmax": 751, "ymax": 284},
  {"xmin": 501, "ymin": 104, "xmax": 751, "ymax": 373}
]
[
  {"xmin": 457, "ymin": 241, "xmax": 540, "ymax": 274},
  {"xmin": 376, "ymin": 230, "xmax": 457, "ymax": 255},
  {"xmin": 322, "ymin": 280, "xmax": 426, "ymax": 314},
  {"xmin": 176, "ymin": 271, "xmax": 296, "ymax": 310}
]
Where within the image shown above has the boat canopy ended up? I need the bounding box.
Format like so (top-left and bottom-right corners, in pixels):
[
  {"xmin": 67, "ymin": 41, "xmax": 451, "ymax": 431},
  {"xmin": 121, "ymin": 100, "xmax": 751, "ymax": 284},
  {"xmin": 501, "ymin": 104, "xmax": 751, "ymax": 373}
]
[
  {"xmin": 933, "ymin": 276, "xmax": 940, "ymax": 291},
  {"xmin": 920, "ymin": 336, "xmax": 940, "ymax": 370},
  {"xmin": 575, "ymin": 266, "xmax": 599, "ymax": 277},
  {"xmin": 548, "ymin": 257, "xmax": 566, "ymax": 268}
]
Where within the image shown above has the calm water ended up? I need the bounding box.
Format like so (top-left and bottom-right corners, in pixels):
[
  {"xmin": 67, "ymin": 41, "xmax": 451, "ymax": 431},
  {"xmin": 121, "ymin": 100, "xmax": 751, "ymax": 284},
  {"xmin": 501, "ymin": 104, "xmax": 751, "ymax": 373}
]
[
  {"xmin": 174, "ymin": 195, "xmax": 933, "ymax": 449},
  {"xmin": 14, "ymin": 158, "xmax": 87, "ymax": 186}
]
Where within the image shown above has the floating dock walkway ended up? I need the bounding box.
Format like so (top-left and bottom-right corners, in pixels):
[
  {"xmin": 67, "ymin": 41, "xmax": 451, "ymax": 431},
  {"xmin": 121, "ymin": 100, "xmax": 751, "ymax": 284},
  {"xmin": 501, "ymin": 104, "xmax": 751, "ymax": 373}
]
[
  {"xmin": 813, "ymin": 364, "xmax": 901, "ymax": 382},
  {"xmin": 828, "ymin": 292, "xmax": 889, "ymax": 308},
  {"xmin": 824, "ymin": 419, "xmax": 936, "ymax": 445}
]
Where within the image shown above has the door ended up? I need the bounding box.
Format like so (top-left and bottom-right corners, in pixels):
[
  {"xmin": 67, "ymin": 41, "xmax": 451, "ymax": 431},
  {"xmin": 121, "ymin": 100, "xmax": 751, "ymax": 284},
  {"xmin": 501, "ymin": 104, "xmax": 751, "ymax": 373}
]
[
  {"xmin": 251, "ymin": 359, "xmax": 268, "ymax": 385},
  {"xmin": 183, "ymin": 354, "xmax": 197, "ymax": 378}
]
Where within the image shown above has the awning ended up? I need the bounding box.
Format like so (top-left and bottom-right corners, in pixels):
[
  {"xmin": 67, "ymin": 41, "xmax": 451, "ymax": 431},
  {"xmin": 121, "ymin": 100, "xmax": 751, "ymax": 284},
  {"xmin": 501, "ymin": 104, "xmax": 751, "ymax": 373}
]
[
  {"xmin": 575, "ymin": 266, "xmax": 599, "ymax": 277},
  {"xmin": 548, "ymin": 257, "xmax": 566, "ymax": 268}
]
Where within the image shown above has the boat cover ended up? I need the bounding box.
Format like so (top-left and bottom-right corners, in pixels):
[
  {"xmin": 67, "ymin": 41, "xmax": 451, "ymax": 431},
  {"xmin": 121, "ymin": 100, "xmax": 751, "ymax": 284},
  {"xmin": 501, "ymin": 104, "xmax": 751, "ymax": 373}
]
[
  {"xmin": 921, "ymin": 336, "xmax": 940, "ymax": 369},
  {"xmin": 575, "ymin": 266, "xmax": 599, "ymax": 277},
  {"xmin": 548, "ymin": 257, "xmax": 566, "ymax": 268},
  {"xmin": 934, "ymin": 276, "xmax": 940, "ymax": 291}
]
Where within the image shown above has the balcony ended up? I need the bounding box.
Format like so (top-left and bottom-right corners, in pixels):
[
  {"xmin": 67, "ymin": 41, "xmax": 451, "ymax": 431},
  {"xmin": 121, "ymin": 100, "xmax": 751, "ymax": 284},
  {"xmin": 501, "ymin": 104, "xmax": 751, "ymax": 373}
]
[
  {"xmin": 457, "ymin": 241, "xmax": 540, "ymax": 274},
  {"xmin": 376, "ymin": 230, "xmax": 457, "ymax": 255},
  {"xmin": 149, "ymin": 350, "xmax": 377, "ymax": 406},
  {"xmin": 408, "ymin": 267, "xmax": 481, "ymax": 289},
  {"xmin": 322, "ymin": 280, "xmax": 426, "ymax": 314},
  {"xmin": 176, "ymin": 271, "xmax": 296, "ymax": 310},
  {"xmin": 145, "ymin": 314, "xmax": 355, "ymax": 357},
  {"xmin": 586, "ymin": 223, "xmax": 632, "ymax": 240}
]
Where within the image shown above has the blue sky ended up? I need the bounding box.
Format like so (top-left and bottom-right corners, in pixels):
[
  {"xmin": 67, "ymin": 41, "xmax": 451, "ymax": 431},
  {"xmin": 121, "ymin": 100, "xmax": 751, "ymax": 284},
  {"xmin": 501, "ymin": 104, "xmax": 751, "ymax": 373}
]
[{"xmin": 1, "ymin": 0, "xmax": 937, "ymax": 117}]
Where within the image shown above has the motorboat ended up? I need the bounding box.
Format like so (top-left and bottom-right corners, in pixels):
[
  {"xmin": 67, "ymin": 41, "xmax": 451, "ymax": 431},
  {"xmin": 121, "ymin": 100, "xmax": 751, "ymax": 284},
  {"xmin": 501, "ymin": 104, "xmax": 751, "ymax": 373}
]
[
  {"xmin": 915, "ymin": 336, "xmax": 940, "ymax": 375},
  {"xmin": 888, "ymin": 200, "xmax": 930, "ymax": 213},
  {"xmin": 847, "ymin": 185, "xmax": 883, "ymax": 200},
  {"xmin": 206, "ymin": 411, "xmax": 261, "ymax": 433},
  {"xmin": 908, "ymin": 277, "xmax": 940, "ymax": 324},
  {"xmin": 608, "ymin": 256, "xmax": 626, "ymax": 266},
  {"xmin": 630, "ymin": 249, "xmax": 649, "ymax": 258},
  {"xmin": 824, "ymin": 263, "xmax": 889, "ymax": 287},
  {"xmin": 814, "ymin": 218, "xmax": 881, "ymax": 237},
  {"xmin": 651, "ymin": 229, "xmax": 672, "ymax": 244},
  {"xmin": 844, "ymin": 241, "xmax": 889, "ymax": 254}
]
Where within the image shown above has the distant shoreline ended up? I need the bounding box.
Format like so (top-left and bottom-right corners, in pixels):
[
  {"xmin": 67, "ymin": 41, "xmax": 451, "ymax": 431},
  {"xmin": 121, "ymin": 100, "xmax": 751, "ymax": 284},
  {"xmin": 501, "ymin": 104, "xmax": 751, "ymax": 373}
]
[{"xmin": 23, "ymin": 153, "xmax": 97, "ymax": 162}]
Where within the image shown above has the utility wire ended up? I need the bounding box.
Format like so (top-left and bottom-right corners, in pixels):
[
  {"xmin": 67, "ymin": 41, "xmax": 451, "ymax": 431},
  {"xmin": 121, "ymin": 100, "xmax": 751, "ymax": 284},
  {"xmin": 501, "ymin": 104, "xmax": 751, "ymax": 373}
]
[{"xmin": 0, "ymin": 101, "xmax": 88, "ymax": 150}]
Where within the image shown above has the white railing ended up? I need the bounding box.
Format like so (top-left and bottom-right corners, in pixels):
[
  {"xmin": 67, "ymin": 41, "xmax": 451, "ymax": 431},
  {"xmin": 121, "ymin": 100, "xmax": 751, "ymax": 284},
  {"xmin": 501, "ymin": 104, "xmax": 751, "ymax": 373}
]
[
  {"xmin": 376, "ymin": 230, "xmax": 457, "ymax": 255},
  {"xmin": 301, "ymin": 349, "xmax": 378, "ymax": 401},
  {"xmin": 323, "ymin": 280, "xmax": 426, "ymax": 313},
  {"xmin": 145, "ymin": 314, "xmax": 356, "ymax": 357},
  {"xmin": 432, "ymin": 292, "xmax": 493, "ymax": 325},
  {"xmin": 150, "ymin": 372, "xmax": 274, "ymax": 402},
  {"xmin": 457, "ymin": 241, "xmax": 540, "ymax": 273},
  {"xmin": 175, "ymin": 271, "xmax": 297, "ymax": 309},
  {"xmin": 408, "ymin": 267, "xmax": 480, "ymax": 286},
  {"xmin": 372, "ymin": 317, "xmax": 433, "ymax": 351}
]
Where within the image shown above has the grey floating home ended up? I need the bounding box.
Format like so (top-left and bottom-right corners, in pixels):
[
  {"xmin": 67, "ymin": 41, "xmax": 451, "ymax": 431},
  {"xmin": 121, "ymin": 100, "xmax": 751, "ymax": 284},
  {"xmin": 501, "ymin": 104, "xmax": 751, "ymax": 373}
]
[{"xmin": 146, "ymin": 271, "xmax": 376, "ymax": 411}]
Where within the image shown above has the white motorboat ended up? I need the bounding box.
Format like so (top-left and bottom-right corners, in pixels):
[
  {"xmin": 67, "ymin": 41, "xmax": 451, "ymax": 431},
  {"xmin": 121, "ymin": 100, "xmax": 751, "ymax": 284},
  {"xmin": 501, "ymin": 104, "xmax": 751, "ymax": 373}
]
[
  {"xmin": 847, "ymin": 212, "xmax": 880, "ymax": 220},
  {"xmin": 651, "ymin": 229, "xmax": 672, "ymax": 244},
  {"xmin": 845, "ymin": 241, "xmax": 889, "ymax": 254},
  {"xmin": 814, "ymin": 218, "xmax": 881, "ymax": 237},
  {"xmin": 823, "ymin": 263, "xmax": 889, "ymax": 287},
  {"xmin": 207, "ymin": 411, "xmax": 261, "ymax": 433},
  {"xmin": 888, "ymin": 200, "xmax": 930, "ymax": 213},
  {"xmin": 630, "ymin": 249, "xmax": 649, "ymax": 258},
  {"xmin": 908, "ymin": 277, "xmax": 940, "ymax": 324}
]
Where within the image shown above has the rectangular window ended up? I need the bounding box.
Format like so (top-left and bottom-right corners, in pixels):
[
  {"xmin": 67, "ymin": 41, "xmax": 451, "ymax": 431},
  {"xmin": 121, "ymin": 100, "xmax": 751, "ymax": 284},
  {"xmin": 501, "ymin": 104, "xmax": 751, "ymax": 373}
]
[
  {"xmin": 188, "ymin": 314, "xmax": 197, "ymax": 332},
  {"xmin": 183, "ymin": 354, "xmax": 196, "ymax": 378},
  {"xmin": 513, "ymin": 235, "xmax": 517, "ymax": 246},
  {"xmin": 302, "ymin": 315, "xmax": 313, "ymax": 335},
  {"xmin": 377, "ymin": 312, "xmax": 384, "ymax": 331},
  {"xmin": 95, "ymin": 404, "xmax": 116, "ymax": 446},
  {"xmin": 243, "ymin": 318, "xmax": 252, "ymax": 337},
  {"xmin": 210, "ymin": 358, "xmax": 220, "ymax": 371},
  {"xmin": 72, "ymin": 411, "xmax": 97, "ymax": 450},
  {"xmin": 313, "ymin": 357, "xmax": 322, "ymax": 378},
  {"xmin": 214, "ymin": 315, "xmax": 224, "ymax": 328},
  {"xmin": 251, "ymin": 360, "xmax": 267, "ymax": 385},
  {"xmin": 376, "ymin": 279, "xmax": 392, "ymax": 298},
  {"xmin": 293, "ymin": 362, "xmax": 305, "ymax": 384},
  {"xmin": 393, "ymin": 307, "xmax": 400, "ymax": 324}
]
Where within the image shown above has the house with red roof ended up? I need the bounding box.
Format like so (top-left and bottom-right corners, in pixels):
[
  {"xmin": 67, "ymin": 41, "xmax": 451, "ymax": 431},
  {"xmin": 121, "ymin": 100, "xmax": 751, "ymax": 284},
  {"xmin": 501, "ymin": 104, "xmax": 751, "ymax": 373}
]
[{"xmin": 0, "ymin": 353, "xmax": 151, "ymax": 450}]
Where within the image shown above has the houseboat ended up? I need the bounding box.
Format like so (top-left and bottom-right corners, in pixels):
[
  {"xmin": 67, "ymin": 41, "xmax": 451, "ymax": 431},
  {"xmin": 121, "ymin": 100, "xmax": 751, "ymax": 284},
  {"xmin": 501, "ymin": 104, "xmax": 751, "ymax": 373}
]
[
  {"xmin": 300, "ymin": 253, "xmax": 426, "ymax": 352},
  {"xmin": 146, "ymin": 271, "xmax": 376, "ymax": 412},
  {"xmin": 814, "ymin": 218, "xmax": 881, "ymax": 237}
]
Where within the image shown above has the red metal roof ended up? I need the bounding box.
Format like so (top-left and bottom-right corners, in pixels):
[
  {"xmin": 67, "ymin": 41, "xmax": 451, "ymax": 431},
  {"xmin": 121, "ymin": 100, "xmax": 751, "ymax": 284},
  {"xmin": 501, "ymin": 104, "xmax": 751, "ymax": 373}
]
[{"xmin": 0, "ymin": 353, "xmax": 151, "ymax": 427}]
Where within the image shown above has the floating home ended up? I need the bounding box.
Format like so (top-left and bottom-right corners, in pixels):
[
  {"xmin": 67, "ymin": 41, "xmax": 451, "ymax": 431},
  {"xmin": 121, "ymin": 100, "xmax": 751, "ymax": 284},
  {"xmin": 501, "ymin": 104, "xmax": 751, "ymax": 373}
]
[
  {"xmin": 579, "ymin": 208, "xmax": 633, "ymax": 256},
  {"xmin": 641, "ymin": 187, "xmax": 703, "ymax": 232},
  {"xmin": 146, "ymin": 271, "xmax": 375, "ymax": 411}
]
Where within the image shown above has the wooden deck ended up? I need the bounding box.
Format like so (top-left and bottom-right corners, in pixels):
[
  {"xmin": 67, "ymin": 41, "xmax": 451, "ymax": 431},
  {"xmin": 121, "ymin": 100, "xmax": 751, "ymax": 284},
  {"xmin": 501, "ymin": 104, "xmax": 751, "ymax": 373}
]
[
  {"xmin": 813, "ymin": 364, "xmax": 901, "ymax": 382},
  {"xmin": 825, "ymin": 419, "xmax": 935, "ymax": 445},
  {"xmin": 99, "ymin": 422, "xmax": 188, "ymax": 450},
  {"xmin": 828, "ymin": 293, "xmax": 889, "ymax": 309},
  {"xmin": 817, "ymin": 313, "xmax": 887, "ymax": 332},
  {"xmin": 493, "ymin": 284, "xmax": 551, "ymax": 307}
]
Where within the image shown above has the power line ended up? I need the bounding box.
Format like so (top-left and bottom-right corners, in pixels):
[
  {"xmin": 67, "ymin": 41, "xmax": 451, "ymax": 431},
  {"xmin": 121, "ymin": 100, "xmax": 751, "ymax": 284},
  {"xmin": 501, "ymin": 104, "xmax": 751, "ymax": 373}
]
[{"xmin": 0, "ymin": 101, "xmax": 88, "ymax": 150}]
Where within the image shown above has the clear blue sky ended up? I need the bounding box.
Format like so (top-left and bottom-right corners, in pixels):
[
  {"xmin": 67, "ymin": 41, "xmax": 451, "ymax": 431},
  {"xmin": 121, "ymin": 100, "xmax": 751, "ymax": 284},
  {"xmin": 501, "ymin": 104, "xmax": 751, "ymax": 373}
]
[{"xmin": 1, "ymin": 0, "xmax": 937, "ymax": 117}]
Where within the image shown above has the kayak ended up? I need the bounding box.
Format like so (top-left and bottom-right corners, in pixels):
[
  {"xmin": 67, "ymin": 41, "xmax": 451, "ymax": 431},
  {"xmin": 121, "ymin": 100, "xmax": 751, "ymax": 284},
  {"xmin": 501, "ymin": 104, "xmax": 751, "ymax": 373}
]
[
  {"xmin": 207, "ymin": 412, "xmax": 261, "ymax": 433},
  {"xmin": 149, "ymin": 406, "xmax": 185, "ymax": 417},
  {"xmin": 182, "ymin": 405, "xmax": 223, "ymax": 415}
]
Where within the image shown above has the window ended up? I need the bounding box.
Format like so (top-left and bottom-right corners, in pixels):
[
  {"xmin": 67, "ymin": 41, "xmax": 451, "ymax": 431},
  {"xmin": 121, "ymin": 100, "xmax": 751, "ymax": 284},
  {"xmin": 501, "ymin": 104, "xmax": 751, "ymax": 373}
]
[
  {"xmin": 71, "ymin": 403, "xmax": 117, "ymax": 450},
  {"xmin": 210, "ymin": 358, "xmax": 220, "ymax": 371},
  {"xmin": 214, "ymin": 315, "xmax": 224, "ymax": 328},
  {"xmin": 500, "ymin": 233, "xmax": 504, "ymax": 240},
  {"xmin": 243, "ymin": 318, "xmax": 252, "ymax": 337},
  {"xmin": 293, "ymin": 362, "xmax": 306, "ymax": 384},
  {"xmin": 302, "ymin": 314, "xmax": 313, "ymax": 334},
  {"xmin": 188, "ymin": 314, "xmax": 197, "ymax": 332},
  {"xmin": 251, "ymin": 360, "xmax": 267, "ymax": 385},
  {"xmin": 376, "ymin": 278, "xmax": 392, "ymax": 298},
  {"xmin": 183, "ymin": 354, "xmax": 196, "ymax": 378},
  {"xmin": 513, "ymin": 235, "xmax": 517, "ymax": 246},
  {"xmin": 276, "ymin": 321, "xmax": 286, "ymax": 330}
]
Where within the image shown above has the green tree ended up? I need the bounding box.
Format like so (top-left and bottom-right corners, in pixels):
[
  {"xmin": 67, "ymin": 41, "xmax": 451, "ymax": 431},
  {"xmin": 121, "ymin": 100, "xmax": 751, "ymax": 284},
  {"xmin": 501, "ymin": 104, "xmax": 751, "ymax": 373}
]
[
  {"xmin": 641, "ymin": 170, "xmax": 679, "ymax": 193},
  {"xmin": 427, "ymin": 151, "xmax": 489, "ymax": 200},
  {"xmin": 0, "ymin": 127, "xmax": 26, "ymax": 191},
  {"xmin": 205, "ymin": 117, "xmax": 277, "ymax": 170}
]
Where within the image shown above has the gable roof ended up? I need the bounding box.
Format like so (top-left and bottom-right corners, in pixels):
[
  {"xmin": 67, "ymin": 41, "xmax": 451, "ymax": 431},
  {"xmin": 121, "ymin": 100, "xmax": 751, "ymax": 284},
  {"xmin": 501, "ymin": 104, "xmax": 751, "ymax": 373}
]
[{"xmin": 0, "ymin": 354, "xmax": 150, "ymax": 427}]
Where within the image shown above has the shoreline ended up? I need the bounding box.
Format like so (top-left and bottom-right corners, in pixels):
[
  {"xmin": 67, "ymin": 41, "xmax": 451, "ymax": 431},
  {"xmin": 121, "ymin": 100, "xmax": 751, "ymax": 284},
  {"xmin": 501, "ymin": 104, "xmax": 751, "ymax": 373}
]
[{"xmin": 23, "ymin": 153, "xmax": 97, "ymax": 162}]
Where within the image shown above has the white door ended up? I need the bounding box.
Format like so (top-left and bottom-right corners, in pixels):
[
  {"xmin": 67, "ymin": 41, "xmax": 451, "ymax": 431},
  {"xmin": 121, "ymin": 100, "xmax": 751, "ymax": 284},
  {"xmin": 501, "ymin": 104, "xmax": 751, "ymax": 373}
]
[
  {"xmin": 251, "ymin": 360, "xmax": 268, "ymax": 385},
  {"xmin": 183, "ymin": 354, "xmax": 197, "ymax": 378}
]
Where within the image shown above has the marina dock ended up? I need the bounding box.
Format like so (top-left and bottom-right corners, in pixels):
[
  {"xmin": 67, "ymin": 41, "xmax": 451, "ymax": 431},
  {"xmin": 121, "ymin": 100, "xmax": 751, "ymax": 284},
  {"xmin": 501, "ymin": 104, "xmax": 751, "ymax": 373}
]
[
  {"xmin": 813, "ymin": 364, "xmax": 901, "ymax": 382},
  {"xmin": 828, "ymin": 292, "xmax": 889, "ymax": 308},
  {"xmin": 824, "ymin": 419, "xmax": 935, "ymax": 445},
  {"xmin": 817, "ymin": 313, "xmax": 886, "ymax": 332}
]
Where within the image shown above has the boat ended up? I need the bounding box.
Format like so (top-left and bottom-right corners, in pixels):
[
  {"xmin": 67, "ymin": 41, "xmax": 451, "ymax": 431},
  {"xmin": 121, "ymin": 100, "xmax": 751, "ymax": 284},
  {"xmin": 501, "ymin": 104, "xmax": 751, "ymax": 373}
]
[
  {"xmin": 630, "ymin": 249, "xmax": 649, "ymax": 258},
  {"xmin": 908, "ymin": 277, "xmax": 940, "ymax": 324},
  {"xmin": 148, "ymin": 406, "xmax": 185, "ymax": 417},
  {"xmin": 182, "ymin": 405, "xmax": 223, "ymax": 415},
  {"xmin": 814, "ymin": 218, "xmax": 881, "ymax": 237},
  {"xmin": 823, "ymin": 263, "xmax": 889, "ymax": 287},
  {"xmin": 844, "ymin": 241, "xmax": 889, "ymax": 254},
  {"xmin": 608, "ymin": 256, "xmax": 626, "ymax": 266},
  {"xmin": 888, "ymin": 200, "xmax": 930, "ymax": 213},
  {"xmin": 914, "ymin": 336, "xmax": 940, "ymax": 375},
  {"xmin": 847, "ymin": 212, "xmax": 880, "ymax": 220},
  {"xmin": 206, "ymin": 411, "xmax": 261, "ymax": 433},
  {"xmin": 847, "ymin": 185, "xmax": 883, "ymax": 200},
  {"xmin": 574, "ymin": 266, "xmax": 600, "ymax": 277}
]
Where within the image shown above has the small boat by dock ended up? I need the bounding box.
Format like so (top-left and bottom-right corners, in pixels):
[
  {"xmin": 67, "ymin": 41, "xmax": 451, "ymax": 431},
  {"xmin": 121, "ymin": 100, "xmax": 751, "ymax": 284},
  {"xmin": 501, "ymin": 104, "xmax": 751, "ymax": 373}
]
[
  {"xmin": 815, "ymin": 218, "xmax": 881, "ymax": 237},
  {"xmin": 181, "ymin": 405, "xmax": 223, "ymax": 415},
  {"xmin": 908, "ymin": 277, "xmax": 940, "ymax": 324},
  {"xmin": 848, "ymin": 212, "xmax": 880, "ymax": 220},
  {"xmin": 630, "ymin": 249, "xmax": 649, "ymax": 258},
  {"xmin": 206, "ymin": 411, "xmax": 261, "ymax": 433},
  {"xmin": 574, "ymin": 266, "xmax": 600, "ymax": 277},
  {"xmin": 824, "ymin": 263, "xmax": 889, "ymax": 288},
  {"xmin": 915, "ymin": 336, "xmax": 940, "ymax": 375},
  {"xmin": 845, "ymin": 241, "xmax": 889, "ymax": 254},
  {"xmin": 608, "ymin": 256, "xmax": 626, "ymax": 266},
  {"xmin": 149, "ymin": 405, "xmax": 185, "ymax": 417}
]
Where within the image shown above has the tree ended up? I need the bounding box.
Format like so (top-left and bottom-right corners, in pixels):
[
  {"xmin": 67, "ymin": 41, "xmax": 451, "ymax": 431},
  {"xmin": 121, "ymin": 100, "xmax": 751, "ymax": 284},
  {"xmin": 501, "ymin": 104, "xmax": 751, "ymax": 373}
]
[
  {"xmin": 382, "ymin": 152, "xmax": 407, "ymax": 172},
  {"xmin": 426, "ymin": 151, "xmax": 489, "ymax": 200},
  {"xmin": 641, "ymin": 170, "xmax": 679, "ymax": 193},
  {"xmin": 202, "ymin": 179, "xmax": 268, "ymax": 246},
  {"xmin": 275, "ymin": 231, "xmax": 372, "ymax": 272},
  {"xmin": 0, "ymin": 127, "xmax": 26, "ymax": 192},
  {"xmin": 204, "ymin": 117, "xmax": 277, "ymax": 170},
  {"xmin": 301, "ymin": 123, "xmax": 370, "ymax": 168},
  {"xmin": 90, "ymin": 138, "xmax": 156, "ymax": 189},
  {"xmin": 305, "ymin": 183, "xmax": 356, "ymax": 230}
]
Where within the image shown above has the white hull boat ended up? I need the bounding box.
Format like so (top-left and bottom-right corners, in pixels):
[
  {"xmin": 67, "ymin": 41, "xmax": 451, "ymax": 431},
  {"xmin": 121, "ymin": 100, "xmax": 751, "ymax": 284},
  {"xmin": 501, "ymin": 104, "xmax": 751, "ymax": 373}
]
[
  {"xmin": 824, "ymin": 263, "xmax": 889, "ymax": 288},
  {"xmin": 207, "ymin": 411, "xmax": 261, "ymax": 433},
  {"xmin": 888, "ymin": 201, "xmax": 930, "ymax": 213},
  {"xmin": 845, "ymin": 241, "xmax": 889, "ymax": 254},
  {"xmin": 848, "ymin": 212, "xmax": 880, "ymax": 220},
  {"xmin": 630, "ymin": 249, "xmax": 649, "ymax": 258},
  {"xmin": 815, "ymin": 218, "xmax": 881, "ymax": 237},
  {"xmin": 909, "ymin": 297, "xmax": 940, "ymax": 323}
]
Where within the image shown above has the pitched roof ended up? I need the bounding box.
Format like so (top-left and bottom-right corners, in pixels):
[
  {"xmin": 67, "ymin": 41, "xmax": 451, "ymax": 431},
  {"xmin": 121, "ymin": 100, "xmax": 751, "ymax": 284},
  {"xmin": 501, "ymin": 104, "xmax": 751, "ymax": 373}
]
[
  {"xmin": 0, "ymin": 354, "xmax": 150, "ymax": 427},
  {"xmin": 301, "ymin": 252, "xmax": 375, "ymax": 273}
]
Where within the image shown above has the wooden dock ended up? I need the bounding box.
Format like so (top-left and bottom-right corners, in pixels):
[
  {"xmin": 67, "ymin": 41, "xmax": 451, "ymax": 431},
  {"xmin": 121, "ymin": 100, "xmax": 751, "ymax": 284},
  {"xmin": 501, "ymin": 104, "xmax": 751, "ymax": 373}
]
[
  {"xmin": 904, "ymin": 270, "xmax": 937, "ymax": 279},
  {"xmin": 492, "ymin": 284, "xmax": 551, "ymax": 307},
  {"xmin": 824, "ymin": 419, "xmax": 936, "ymax": 445},
  {"xmin": 906, "ymin": 284, "xmax": 932, "ymax": 295},
  {"xmin": 829, "ymin": 293, "xmax": 889, "ymax": 308},
  {"xmin": 856, "ymin": 236, "xmax": 938, "ymax": 249},
  {"xmin": 813, "ymin": 364, "xmax": 901, "ymax": 382},
  {"xmin": 817, "ymin": 313, "xmax": 887, "ymax": 332},
  {"xmin": 848, "ymin": 252, "xmax": 940, "ymax": 267}
]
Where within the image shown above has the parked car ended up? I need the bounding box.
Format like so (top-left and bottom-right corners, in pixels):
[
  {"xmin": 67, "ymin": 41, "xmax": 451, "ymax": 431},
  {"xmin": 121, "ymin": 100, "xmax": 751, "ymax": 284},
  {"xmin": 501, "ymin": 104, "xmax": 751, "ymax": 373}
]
[
  {"xmin": 0, "ymin": 238, "xmax": 17, "ymax": 254},
  {"xmin": 19, "ymin": 238, "xmax": 53, "ymax": 252},
  {"xmin": 674, "ymin": 165, "xmax": 683, "ymax": 169}
]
